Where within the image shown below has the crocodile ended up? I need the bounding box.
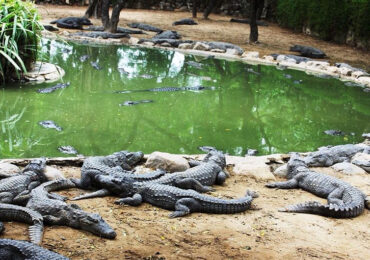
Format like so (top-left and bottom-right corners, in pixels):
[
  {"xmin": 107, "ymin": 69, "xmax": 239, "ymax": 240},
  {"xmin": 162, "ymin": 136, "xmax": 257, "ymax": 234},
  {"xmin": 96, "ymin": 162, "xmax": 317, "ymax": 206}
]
[
  {"xmin": 57, "ymin": 146, "xmax": 78, "ymax": 155},
  {"xmin": 26, "ymin": 179, "xmax": 116, "ymax": 239},
  {"xmin": 115, "ymin": 86, "xmax": 215, "ymax": 94},
  {"xmin": 0, "ymin": 203, "xmax": 44, "ymax": 244},
  {"xmin": 289, "ymin": 44, "xmax": 326, "ymax": 59},
  {"xmin": 186, "ymin": 61, "xmax": 203, "ymax": 69},
  {"xmin": 270, "ymin": 54, "xmax": 312, "ymax": 64},
  {"xmin": 37, "ymin": 82, "xmax": 71, "ymax": 94},
  {"xmin": 119, "ymin": 100, "xmax": 154, "ymax": 106},
  {"xmin": 0, "ymin": 158, "xmax": 47, "ymax": 204},
  {"xmin": 0, "ymin": 239, "xmax": 68, "ymax": 259},
  {"xmin": 230, "ymin": 18, "xmax": 268, "ymax": 26},
  {"xmin": 113, "ymin": 179, "xmax": 257, "ymax": 217},
  {"xmin": 173, "ymin": 18, "xmax": 198, "ymax": 26},
  {"xmin": 50, "ymin": 17, "xmax": 92, "ymax": 30},
  {"xmin": 79, "ymin": 55, "xmax": 90, "ymax": 62},
  {"xmin": 265, "ymin": 153, "xmax": 368, "ymax": 218},
  {"xmin": 76, "ymin": 147, "xmax": 228, "ymax": 200},
  {"xmin": 304, "ymin": 143, "xmax": 369, "ymax": 167},
  {"xmin": 72, "ymin": 151, "xmax": 146, "ymax": 190},
  {"xmin": 153, "ymin": 30, "xmax": 181, "ymax": 40},
  {"xmin": 138, "ymin": 38, "xmax": 194, "ymax": 48},
  {"xmin": 72, "ymin": 31, "xmax": 129, "ymax": 39},
  {"xmin": 324, "ymin": 129, "xmax": 345, "ymax": 136},
  {"xmin": 90, "ymin": 61, "xmax": 103, "ymax": 70},
  {"xmin": 86, "ymin": 25, "xmax": 144, "ymax": 34},
  {"xmin": 38, "ymin": 120, "xmax": 62, "ymax": 131},
  {"xmin": 128, "ymin": 23, "xmax": 163, "ymax": 33}
]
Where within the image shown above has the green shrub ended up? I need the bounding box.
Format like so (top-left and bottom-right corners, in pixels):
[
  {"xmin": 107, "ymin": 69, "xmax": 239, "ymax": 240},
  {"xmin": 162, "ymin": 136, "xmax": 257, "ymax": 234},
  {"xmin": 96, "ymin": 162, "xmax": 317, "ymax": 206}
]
[
  {"xmin": 0, "ymin": 0, "xmax": 43, "ymax": 83},
  {"xmin": 276, "ymin": 0, "xmax": 370, "ymax": 47}
]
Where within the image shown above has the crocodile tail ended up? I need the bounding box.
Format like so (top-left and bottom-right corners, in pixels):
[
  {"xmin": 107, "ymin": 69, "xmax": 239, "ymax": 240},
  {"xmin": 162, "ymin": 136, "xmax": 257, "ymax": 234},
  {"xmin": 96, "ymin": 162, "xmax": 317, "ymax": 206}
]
[
  {"xmin": 279, "ymin": 201, "xmax": 364, "ymax": 218},
  {"xmin": 28, "ymin": 222, "xmax": 44, "ymax": 245},
  {"xmin": 43, "ymin": 178, "xmax": 76, "ymax": 192},
  {"xmin": 71, "ymin": 189, "xmax": 110, "ymax": 201}
]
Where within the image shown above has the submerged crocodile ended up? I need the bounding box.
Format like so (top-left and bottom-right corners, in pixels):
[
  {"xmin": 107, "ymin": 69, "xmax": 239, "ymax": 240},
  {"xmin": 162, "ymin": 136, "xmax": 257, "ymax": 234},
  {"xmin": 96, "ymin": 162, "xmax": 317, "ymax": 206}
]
[
  {"xmin": 38, "ymin": 120, "xmax": 62, "ymax": 131},
  {"xmin": 74, "ymin": 147, "xmax": 228, "ymax": 200},
  {"xmin": 58, "ymin": 146, "xmax": 78, "ymax": 155},
  {"xmin": 50, "ymin": 17, "xmax": 92, "ymax": 30},
  {"xmin": 304, "ymin": 144, "xmax": 369, "ymax": 167},
  {"xmin": 113, "ymin": 179, "xmax": 257, "ymax": 217},
  {"xmin": 115, "ymin": 86, "xmax": 215, "ymax": 94},
  {"xmin": 0, "ymin": 203, "xmax": 44, "ymax": 244},
  {"xmin": 26, "ymin": 179, "xmax": 116, "ymax": 239},
  {"xmin": 90, "ymin": 61, "xmax": 103, "ymax": 70},
  {"xmin": 37, "ymin": 82, "xmax": 71, "ymax": 94},
  {"xmin": 0, "ymin": 158, "xmax": 47, "ymax": 204},
  {"xmin": 119, "ymin": 100, "xmax": 154, "ymax": 106},
  {"xmin": 0, "ymin": 239, "xmax": 68, "ymax": 260},
  {"xmin": 266, "ymin": 153, "xmax": 369, "ymax": 218}
]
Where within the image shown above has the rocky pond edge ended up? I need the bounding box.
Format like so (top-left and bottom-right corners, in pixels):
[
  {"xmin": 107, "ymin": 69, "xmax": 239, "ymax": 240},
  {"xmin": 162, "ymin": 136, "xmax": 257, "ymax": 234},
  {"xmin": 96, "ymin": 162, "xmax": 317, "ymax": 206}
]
[{"xmin": 41, "ymin": 30, "xmax": 370, "ymax": 90}]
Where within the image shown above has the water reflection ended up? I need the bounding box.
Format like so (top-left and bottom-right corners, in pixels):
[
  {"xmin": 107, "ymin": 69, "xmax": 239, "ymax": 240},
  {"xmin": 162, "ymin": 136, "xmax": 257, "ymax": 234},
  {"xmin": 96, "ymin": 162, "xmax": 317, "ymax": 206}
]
[{"xmin": 0, "ymin": 39, "xmax": 369, "ymax": 158}]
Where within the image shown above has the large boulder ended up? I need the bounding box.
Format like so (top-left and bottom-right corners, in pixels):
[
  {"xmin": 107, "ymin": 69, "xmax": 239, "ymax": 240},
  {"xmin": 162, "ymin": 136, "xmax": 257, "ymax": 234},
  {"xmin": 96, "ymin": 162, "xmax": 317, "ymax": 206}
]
[
  {"xmin": 145, "ymin": 152, "xmax": 190, "ymax": 172},
  {"xmin": 331, "ymin": 162, "xmax": 366, "ymax": 175},
  {"xmin": 351, "ymin": 153, "xmax": 370, "ymax": 173}
]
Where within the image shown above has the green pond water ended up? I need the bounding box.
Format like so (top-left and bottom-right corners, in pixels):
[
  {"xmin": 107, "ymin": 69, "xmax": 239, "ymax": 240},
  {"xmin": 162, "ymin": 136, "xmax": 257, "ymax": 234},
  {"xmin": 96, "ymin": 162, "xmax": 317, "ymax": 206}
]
[{"xmin": 1, "ymin": 39, "xmax": 370, "ymax": 158}]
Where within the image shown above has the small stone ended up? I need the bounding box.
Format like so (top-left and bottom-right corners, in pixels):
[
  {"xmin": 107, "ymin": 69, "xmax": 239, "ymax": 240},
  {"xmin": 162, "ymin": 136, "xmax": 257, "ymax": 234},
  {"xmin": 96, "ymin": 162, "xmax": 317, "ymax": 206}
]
[
  {"xmin": 273, "ymin": 164, "xmax": 288, "ymax": 177},
  {"xmin": 145, "ymin": 152, "xmax": 190, "ymax": 173},
  {"xmin": 210, "ymin": 48, "xmax": 225, "ymax": 53},
  {"xmin": 351, "ymin": 70, "xmax": 366, "ymax": 78},
  {"xmin": 160, "ymin": 42, "xmax": 172, "ymax": 47},
  {"xmin": 263, "ymin": 55, "xmax": 275, "ymax": 62},
  {"xmin": 225, "ymin": 48, "xmax": 239, "ymax": 56},
  {"xmin": 142, "ymin": 41, "xmax": 155, "ymax": 47},
  {"xmin": 242, "ymin": 51, "xmax": 259, "ymax": 59},
  {"xmin": 0, "ymin": 163, "xmax": 20, "ymax": 176},
  {"xmin": 331, "ymin": 162, "xmax": 366, "ymax": 175},
  {"xmin": 357, "ymin": 76, "xmax": 370, "ymax": 87},
  {"xmin": 325, "ymin": 66, "xmax": 339, "ymax": 74},
  {"xmin": 306, "ymin": 61, "xmax": 330, "ymax": 70},
  {"xmin": 362, "ymin": 133, "xmax": 370, "ymax": 139},
  {"xmin": 44, "ymin": 166, "xmax": 66, "ymax": 181},
  {"xmin": 193, "ymin": 42, "xmax": 210, "ymax": 51},
  {"xmin": 129, "ymin": 37, "xmax": 140, "ymax": 45},
  {"xmin": 178, "ymin": 43, "xmax": 193, "ymax": 49},
  {"xmin": 338, "ymin": 67, "xmax": 352, "ymax": 76}
]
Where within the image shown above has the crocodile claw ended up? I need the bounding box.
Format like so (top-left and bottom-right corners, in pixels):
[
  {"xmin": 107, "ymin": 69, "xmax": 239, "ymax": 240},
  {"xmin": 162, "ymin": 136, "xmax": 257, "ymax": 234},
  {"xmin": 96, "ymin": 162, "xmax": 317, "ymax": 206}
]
[
  {"xmin": 265, "ymin": 183, "xmax": 276, "ymax": 188},
  {"xmin": 114, "ymin": 199, "xmax": 125, "ymax": 205}
]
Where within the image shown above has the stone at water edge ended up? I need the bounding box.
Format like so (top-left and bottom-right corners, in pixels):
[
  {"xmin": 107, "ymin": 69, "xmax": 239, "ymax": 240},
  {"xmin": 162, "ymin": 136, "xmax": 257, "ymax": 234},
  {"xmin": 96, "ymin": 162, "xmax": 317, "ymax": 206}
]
[
  {"xmin": 331, "ymin": 162, "xmax": 366, "ymax": 175},
  {"xmin": 145, "ymin": 152, "xmax": 190, "ymax": 173}
]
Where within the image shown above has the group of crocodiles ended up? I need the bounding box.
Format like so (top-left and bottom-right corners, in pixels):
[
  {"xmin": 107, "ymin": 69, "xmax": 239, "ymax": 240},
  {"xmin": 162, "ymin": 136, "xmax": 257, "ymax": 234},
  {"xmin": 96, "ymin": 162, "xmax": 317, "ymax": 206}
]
[{"xmin": 1, "ymin": 141, "xmax": 369, "ymax": 258}]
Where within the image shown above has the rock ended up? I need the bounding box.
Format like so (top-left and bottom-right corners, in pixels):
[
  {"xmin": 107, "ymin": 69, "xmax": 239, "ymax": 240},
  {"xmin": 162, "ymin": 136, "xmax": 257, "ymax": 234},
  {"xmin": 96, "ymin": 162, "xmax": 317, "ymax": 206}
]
[
  {"xmin": 178, "ymin": 43, "xmax": 193, "ymax": 49},
  {"xmin": 142, "ymin": 41, "xmax": 155, "ymax": 47},
  {"xmin": 273, "ymin": 164, "xmax": 288, "ymax": 177},
  {"xmin": 338, "ymin": 66, "xmax": 352, "ymax": 76},
  {"xmin": 326, "ymin": 66, "xmax": 339, "ymax": 74},
  {"xmin": 44, "ymin": 166, "xmax": 66, "ymax": 181},
  {"xmin": 352, "ymin": 70, "xmax": 367, "ymax": 78},
  {"xmin": 193, "ymin": 42, "xmax": 210, "ymax": 51},
  {"xmin": 210, "ymin": 48, "xmax": 225, "ymax": 53},
  {"xmin": 228, "ymin": 156, "xmax": 276, "ymax": 181},
  {"xmin": 351, "ymin": 153, "xmax": 370, "ymax": 173},
  {"xmin": 226, "ymin": 48, "xmax": 239, "ymax": 56},
  {"xmin": 362, "ymin": 133, "xmax": 370, "ymax": 139},
  {"xmin": 129, "ymin": 37, "xmax": 140, "ymax": 45},
  {"xmin": 0, "ymin": 163, "xmax": 20, "ymax": 176},
  {"xmin": 306, "ymin": 61, "xmax": 330, "ymax": 70},
  {"xmin": 160, "ymin": 42, "xmax": 172, "ymax": 47},
  {"xmin": 358, "ymin": 76, "xmax": 370, "ymax": 86},
  {"xmin": 331, "ymin": 162, "xmax": 366, "ymax": 175},
  {"xmin": 242, "ymin": 51, "xmax": 259, "ymax": 59},
  {"xmin": 24, "ymin": 62, "xmax": 65, "ymax": 83},
  {"xmin": 263, "ymin": 55, "xmax": 275, "ymax": 62},
  {"xmin": 145, "ymin": 152, "xmax": 190, "ymax": 173}
]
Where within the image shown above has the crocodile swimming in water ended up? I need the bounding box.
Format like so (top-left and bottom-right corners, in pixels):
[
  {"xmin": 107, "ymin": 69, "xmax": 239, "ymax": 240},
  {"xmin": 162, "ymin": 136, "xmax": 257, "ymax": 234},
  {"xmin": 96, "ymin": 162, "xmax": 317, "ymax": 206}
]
[
  {"xmin": 266, "ymin": 153, "xmax": 369, "ymax": 218},
  {"xmin": 115, "ymin": 86, "xmax": 215, "ymax": 94},
  {"xmin": 119, "ymin": 100, "xmax": 154, "ymax": 106},
  {"xmin": 38, "ymin": 120, "xmax": 62, "ymax": 131},
  {"xmin": 26, "ymin": 179, "xmax": 116, "ymax": 239},
  {"xmin": 37, "ymin": 82, "xmax": 71, "ymax": 94},
  {"xmin": 0, "ymin": 239, "xmax": 68, "ymax": 259}
]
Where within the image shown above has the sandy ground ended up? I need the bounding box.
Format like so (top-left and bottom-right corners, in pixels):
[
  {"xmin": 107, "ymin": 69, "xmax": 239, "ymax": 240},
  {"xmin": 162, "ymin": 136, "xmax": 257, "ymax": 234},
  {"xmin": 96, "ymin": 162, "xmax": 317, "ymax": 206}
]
[
  {"xmin": 36, "ymin": 5, "xmax": 370, "ymax": 71},
  {"xmin": 1, "ymin": 161, "xmax": 369, "ymax": 260}
]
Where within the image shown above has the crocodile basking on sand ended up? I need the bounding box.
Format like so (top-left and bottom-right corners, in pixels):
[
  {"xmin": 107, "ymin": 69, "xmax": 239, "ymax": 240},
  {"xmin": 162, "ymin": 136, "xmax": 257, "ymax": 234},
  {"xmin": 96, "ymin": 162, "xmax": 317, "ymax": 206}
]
[
  {"xmin": 266, "ymin": 153, "xmax": 369, "ymax": 218},
  {"xmin": 50, "ymin": 17, "xmax": 92, "ymax": 30},
  {"xmin": 0, "ymin": 158, "xmax": 47, "ymax": 205},
  {"xmin": 0, "ymin": 203, "xmax": 44, "ymax": 244},
  {"xmin": 0, "ymin": 239, "xmax": 68, "ymax": 259},
  {"xmin": 104, "ymin": 175, "xmax": 257, "ymax": 217},
  {"xmin": 26, "ymin": 179, "xmax": 116, "ymax": 239}
]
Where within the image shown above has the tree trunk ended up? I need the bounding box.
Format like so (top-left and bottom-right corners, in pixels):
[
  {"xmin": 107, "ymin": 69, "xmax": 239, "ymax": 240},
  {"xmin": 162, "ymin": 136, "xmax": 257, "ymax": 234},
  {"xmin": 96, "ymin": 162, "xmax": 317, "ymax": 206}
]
[
  {"xmin": 256, "ymin": 0, "xmax": 264, "ymax": 20},
  {"xmin": 192, "ymin": 0, "xmax": 198, "ymax": 18},
  {"xmin": 249, "ymin": 0, "xmax": 258, "ymax": 43},
  {"xmin": 108, "ymin": 0, "xmax": 125, "ymax": 33},
  {"xmin": 85, "ymin": 0, "xmax": 102, "ymax": 18},
  {"xmin": 101, "ymin": 0, "xmax": 111, "ymax": 30}
]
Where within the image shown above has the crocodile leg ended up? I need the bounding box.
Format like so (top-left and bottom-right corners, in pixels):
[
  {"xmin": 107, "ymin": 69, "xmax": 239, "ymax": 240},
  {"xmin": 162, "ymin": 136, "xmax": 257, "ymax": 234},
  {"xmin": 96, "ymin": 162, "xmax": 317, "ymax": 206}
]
[
  {"xmin": 115, "ymin": 194, "xmax": 142, "ymax": 206},
  {"xmin": 174, "ymin": 178, "xmax": 213, "ymax": 193},
  {"xmin": 216, "ymin": 171, "xmax": 229, "ymax": 185},
  {"xmin": 169, "ymin": 198, "xmax": 200, "ymax": 218},
  {"xmin": 47, "ymin": 193, "xmax": 68, "ymax": 201},
  {"xmin": 0, "ymin": 192, "xmax": 14, "ymax": 203},
  {"xmin": 365, "ymin": 196, "xmax": 369, "ymax": 209},
  {"xmin": 71, "ymin": 189, "xmax": 111, "ymax": 201},
  {"xmin": 327, "ymin": 187, "xmax": 345, "ymax": 206},
  {"xmin": 265, "ymin": 179, "xmax": 298, "ymax": 189}
]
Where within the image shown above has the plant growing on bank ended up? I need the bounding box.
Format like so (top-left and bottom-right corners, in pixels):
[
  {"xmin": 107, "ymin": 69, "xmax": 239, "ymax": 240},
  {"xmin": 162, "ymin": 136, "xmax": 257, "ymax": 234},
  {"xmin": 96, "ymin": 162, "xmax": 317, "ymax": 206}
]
[{"xmin": 0, "ymin": 0, "xmax": 43, "ymax": 84}]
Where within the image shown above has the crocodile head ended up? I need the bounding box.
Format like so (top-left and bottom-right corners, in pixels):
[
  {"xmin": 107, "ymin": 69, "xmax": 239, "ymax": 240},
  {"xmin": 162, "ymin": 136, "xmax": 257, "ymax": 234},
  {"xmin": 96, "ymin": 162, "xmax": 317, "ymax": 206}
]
[
  {"xmin": 287, "ymin": 153, "xmax": 308, "ymax": 178},
  {"xmin": 107, "ymin": 151, "xmax": 143, "ymax": 169},
  {"xmin": 96, "ymin": 175, "xmax": 135, "ymax": 197},
  {"xmin": 202, "ymin": 149, "xmax": 226, "ymax": 169},
  {"xmin": 23, "ymin": 158, "xmax": 47, "ymax": 181},
  {"xmin": 76, "ymin": 211, "xmax": 116, "ymax": 239}
]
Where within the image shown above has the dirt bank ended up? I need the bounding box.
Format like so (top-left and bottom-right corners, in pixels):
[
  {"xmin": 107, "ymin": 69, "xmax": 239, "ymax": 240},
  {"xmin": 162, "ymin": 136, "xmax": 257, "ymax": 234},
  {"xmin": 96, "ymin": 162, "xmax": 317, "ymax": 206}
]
[
  {"xmin": 37, "ymin": 4, "xmax": 370, "ymax": 71},
  {"xmin": 1, "ymin": 157, "xmax": 369, "ymax": 260}
]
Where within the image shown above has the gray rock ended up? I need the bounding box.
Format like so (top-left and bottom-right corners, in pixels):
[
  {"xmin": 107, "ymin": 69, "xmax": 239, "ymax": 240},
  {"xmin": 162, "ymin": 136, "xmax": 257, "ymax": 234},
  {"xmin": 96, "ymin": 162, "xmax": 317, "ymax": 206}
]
[
  {"xmin": 331, "ymin": 162, "xmax": 366, "ymax": 175},
  {"xmin": 0, "ymin": 163, "xmax": 20, "ymax": 177},
  {"xmin": 362, "ymin": 133, "xmax": 370, "ymax": 139},
  {"xmin": 145, "ymin": 152, "xmax": 190, "ymax": 172},
  {"xmin": 44, "ymin": 166, "xmax": 65, "ymax": 181},
  {"xmin": 273, "ymin": 164, "xmax": 288, "ymax": 177}
]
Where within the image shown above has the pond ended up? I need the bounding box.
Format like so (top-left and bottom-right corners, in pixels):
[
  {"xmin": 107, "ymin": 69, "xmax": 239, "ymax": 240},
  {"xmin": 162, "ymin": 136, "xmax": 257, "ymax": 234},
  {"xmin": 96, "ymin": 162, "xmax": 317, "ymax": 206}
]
[{"xmin": 0, "ymin": 39, "xmax": 369, "ymax": 158}]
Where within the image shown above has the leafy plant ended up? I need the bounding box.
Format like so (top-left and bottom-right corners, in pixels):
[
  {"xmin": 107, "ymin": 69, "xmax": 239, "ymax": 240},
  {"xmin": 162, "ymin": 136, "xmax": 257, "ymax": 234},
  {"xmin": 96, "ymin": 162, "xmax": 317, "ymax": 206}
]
[{"xmin": 0, "ymin": 0, "xmax": 43, "ymax": 83}]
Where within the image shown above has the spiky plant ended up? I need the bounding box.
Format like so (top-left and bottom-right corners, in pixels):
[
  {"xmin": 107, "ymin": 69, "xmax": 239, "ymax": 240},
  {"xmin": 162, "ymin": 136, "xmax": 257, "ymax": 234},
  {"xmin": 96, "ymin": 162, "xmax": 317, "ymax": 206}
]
[{"xmin": 0, "ymin": 0, "xmax": 43, "ymax": 83}]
